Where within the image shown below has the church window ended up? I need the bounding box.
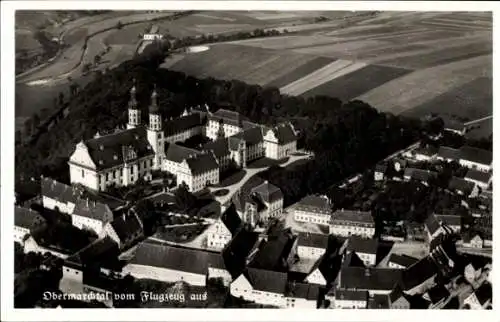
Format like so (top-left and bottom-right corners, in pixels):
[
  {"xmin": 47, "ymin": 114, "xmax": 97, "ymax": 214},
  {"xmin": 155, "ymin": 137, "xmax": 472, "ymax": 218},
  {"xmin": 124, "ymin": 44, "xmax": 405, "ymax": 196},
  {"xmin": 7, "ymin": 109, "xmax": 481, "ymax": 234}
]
[{"xmin": 81, "ymin": 170, "xmax": 85, "ymax": 178}]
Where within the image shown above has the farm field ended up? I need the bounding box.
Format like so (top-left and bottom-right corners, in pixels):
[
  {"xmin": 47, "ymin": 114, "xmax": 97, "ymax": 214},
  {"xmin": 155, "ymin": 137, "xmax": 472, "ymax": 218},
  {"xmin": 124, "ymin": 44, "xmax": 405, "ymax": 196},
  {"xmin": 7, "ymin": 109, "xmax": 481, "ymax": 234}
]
[{"xmin": 266, "ymin": 56, "xmax": 334, "ymax": 88}]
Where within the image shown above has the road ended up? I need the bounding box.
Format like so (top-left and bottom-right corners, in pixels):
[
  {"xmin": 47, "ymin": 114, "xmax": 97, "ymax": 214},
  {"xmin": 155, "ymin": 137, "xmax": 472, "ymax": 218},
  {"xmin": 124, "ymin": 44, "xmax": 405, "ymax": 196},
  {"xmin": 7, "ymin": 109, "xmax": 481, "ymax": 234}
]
[{"xmin": 464, "ymin": 115, "xmax": 492, "ymax": 127}]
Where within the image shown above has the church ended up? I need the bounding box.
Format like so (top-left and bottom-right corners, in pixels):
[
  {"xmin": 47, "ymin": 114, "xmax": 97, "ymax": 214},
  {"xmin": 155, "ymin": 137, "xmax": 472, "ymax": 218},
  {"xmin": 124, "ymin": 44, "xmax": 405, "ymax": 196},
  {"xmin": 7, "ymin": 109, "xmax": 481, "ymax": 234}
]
[{"xmin": 68, "ymin": 83, "xmax": 298, "ymax": 192}]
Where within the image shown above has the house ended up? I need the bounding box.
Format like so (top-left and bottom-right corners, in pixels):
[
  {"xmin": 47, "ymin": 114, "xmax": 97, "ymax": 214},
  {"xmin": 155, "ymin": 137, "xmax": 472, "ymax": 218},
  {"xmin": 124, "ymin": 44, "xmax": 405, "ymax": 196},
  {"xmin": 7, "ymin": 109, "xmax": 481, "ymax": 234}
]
[
  {"xmin": 205, "ymin": 108, "xmax": 256, "ymax": 141},
  {"xmin": 408, "ymin": 146, "xmax": 438, "ymax": 162},
  {"xmin": 122, "ymin": 240, "xmax": 231, "ymax": 286},
  {"xmin": 463, "ymin": 282, "xmax": 492, "ymax": 309},
  {"xmin": 464, "ymin": 169, "xmax": 492, "ymax": 190},
  {"xmin": 72, "ymin": 197, "xmax": 114, "ymax": 237},
  {"xmin": 437, "ymin": 146, "xmax": 492, "ymax": 173},
  {"xmin": 305, "ymin": 252, "xmax": 342, "ymax": 286},
  {"xmin": 448, "ymin": 176, "xmax": 478, "ymax": 197},
  {"xmin": 249, "ymin": 180, "xmax": 284, "ymax": 221},
  {"xmin": 330, "ymin": 210, "xmax": 375, "ymax": 238},
  {"xmin": 222, "ymin": 228, "xmax": 262, "ymax": 279},
  {"xmin": 284, "ymin": 282, "xmax": 320, "ymax": 309},
  {"xmin": 172, "ymin": 150, "xmax": 220, "ymax": 192},
  {"xmin": 248, "ymin": 229, "xmax": 298, "ymax": 272},
  {"xmin": 333, "ymin": 289, "xmax": 368, "ymax": 309},
  {"xmin": 14, "ymin": 206, "xmax": 46, "ymax": 244},
  {"xmin": 41, "ymin": 177, "xmax": 82, "ymax": 214},
  {"xmin": 207, "ymin": 203, "xmax": 242, "ymax": 251},
  {"xmin": 424, "ymin": 213, "xmax": 447, "ymax": 241},
  {"xmin": 435, "ymin": 213, "xmax": 462, "ymax": 234},
  {"xmin": 400, "ymin": 257, "xmax": 438, "ymax": 296},
  {"xmin": 461, "ymin": 231, "xmax": 484, "ymax": 249},
  {"xmin": 373, "ymin": 164, "xmax": 387, "ymax": 181},
  {"xmin": 104, "ymin": 208, "xmax": 144, "ymax": 250},
  {"xmin": 293, "ymin": 195, "xmax": 332, "ymax": 226},
  {"xmin": 336, "ymin": 267, "xmax": 402, "ymax": 295},
  {"xmin": 388, "ymin": 284, "xmax": 410, "ymax": 309},
  {"xmin": 387, "ymin": 254, "xmax": 418, "ymax": 269},
  {"xmin": 403, "ymin": 168, "xmax": 437, "ymax": 185},
  {"xmin": 423, "ymin": 284, "xmax": 450, "ymax": 309},
  {"xmin": 437, "ymin": 146, "xmax": 461, "ymax": 163},
  {"xmin": 392, "ymin": 158, "xmax": 408, "ymax": 173},
  {"xmin": 296, "ymin": 232, "xmax": 329, "ymax": 260},
  {"xmin": 444, "ymin": 120, "xmax": 466, "ymax": 136},
  {"xmin": 345, "ymin": 236, "xmax": 378, "ymax": 267},
  {"xmin": 263, "ymin": 122, "xmax": 298, "ymax": 160},
  {"xmin": 230, "ymin": 268, "xmax": 288, "ymax": 308},
  {"xmin": 464, "ymin": 257, "xmax": 491, "ymax": 284}
]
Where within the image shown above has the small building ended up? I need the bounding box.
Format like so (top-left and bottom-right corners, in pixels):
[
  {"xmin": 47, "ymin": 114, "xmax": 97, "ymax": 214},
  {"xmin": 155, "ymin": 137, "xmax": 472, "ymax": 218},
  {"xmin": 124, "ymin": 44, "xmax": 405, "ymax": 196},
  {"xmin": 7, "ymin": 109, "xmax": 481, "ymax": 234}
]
[
  {"xmin": 423, "ymin": 284, "xmax": 450, "ymax": 309},
  {"xmin": 72, "ymin": 198, "xmax": 114, "ymax": 237},
  {"xmin": 435, "ymin": 213, "xmax": 462, "ymax": 234},
  {"xmin": 41, "ymin": 177, "xmax": 82, "ymax": 214},
  {"xmin": 336, "ymin": 267, "xmax": 403, "ymax": 296},
  {"xmin": 250, "ymin": 180, "xmax": 284, "ymax": 221},
  {"xmin": 330, "ymin": 210, "xmax": 375, "ymax": 238},
  {"xmin": 14, "ymin": 206, "xmax": 46, "ymax": 244},
  {"xmin": 464, "ymin": 257, "xmax": 491, "ymax": 284},
  {"xmin": 263, "ymin": 122, "xmax": 298, "ymax": 160},
  {"xmin": 293, "ymin": 195, "xmax": 332, "ymax": 226},
  {"xmin": 424, "ymin": 213, "xmax": 447, "ymax": 242},
  {"xmin": 104, "ymin": 208, "xmax": 144, "ymax": 250},
  {"xmin": 374, "ymin": 164, "xmax": 387, "ymax": 182},
  {"xmin": 403, "ymin": 168, "xmax": 437, "ymax": 185},
  {"xmin": 387, "ymin": 254, "xmax": 418, "ymax": 269},
  {"xmin": 248, "ymin": 229, "xmax": 298, "ymax": 272},
  {"xmin": 461, "ymin": 231, "xmax": 484, "ymax": 249},
  {"xmin": 409, "ymin": 146, "xmax": 438, "ymax": 162},
  {"xmin": 206, "ymin": 203, "xmax": 242, "ymax": 251},
  {"xmin": 464, "ymin": 169, "xmax": 492, "ymax": 190},
  {"xmin": 222, "ymin": 228, "xmax": 262, "ymax": 280},
  {"xmin": 400, "ymin": 257, "xmax": 438, "ymax": 296},
  {"xmin": 305, "ymin": 253, "xmax": 341, "ymax": 286},
  {"xmin": 296, "ymin": 232, "xmax": 329, "ymax": 260},
  {"xmin": 448, "ymin": 176, "xmax": 478, "ymax": 197},
  {"xmin": 444, "ymin": 120, "xmax": 466, "ymax": 136},
  {"xmin": 284, "ymin": 282, "xmax": 320, "ymax": 309},
  {"xmin": 346, "ymin": 236, "xmax": 378, "ymax": 267},
  {"xmin": 463, "ymin": 282, "xmax": 492, "ymax": 309},
  {"xmin": 333, "ymin": 289, "xmax": 368, "ymax": 309}
]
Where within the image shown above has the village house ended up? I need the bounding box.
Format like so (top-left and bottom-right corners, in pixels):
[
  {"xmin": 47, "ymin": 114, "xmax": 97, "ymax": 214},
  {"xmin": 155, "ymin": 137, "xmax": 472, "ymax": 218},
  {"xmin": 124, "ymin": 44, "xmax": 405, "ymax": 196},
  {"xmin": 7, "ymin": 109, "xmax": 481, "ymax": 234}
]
[
  {"xmin": 424, "ymin": 213, "xmax": 449, "ymax": 242},
  {"xmin": 122, "ymin": 240, "xmax": 231, "ymax": 286},
  {"xmin": 336, "ymin": 267, "xmax": 403, "ymax": 296},
  {"xmin": 447, "ymin": 176, "xmax": 478, "ymax": 197},
  {"xmin": 444, "ymin": 119, "xmax": 466, "ymax": 136},
  {"xmin": 460, "ymin": 231, "xmax": 485, "ymax": 249},
  {"xmin": 437, "ymin": 146, "xmax": 492, "ymax": 173},
  {"xmin": 333, "ymin": 289, "xmax": 368, "ymax": 309},
  {"xmin": 72, "ymin": 197, "xmax": 115, "ymax": 237},
  {"xmin": 296, "ymin": 232, "xmax": 329, "ymax": 260},
  {"xmin": 14, "ymin": 206, "xmax": 46, "ymax": 244},
  {"xmin": 263, "ymin": 122, "xmax": 298, "ymax": 160},
  {"xmin": 250, "ymin": 180, "xmax": 284, "ymax": 221},
  {"xmin": 464, "ymin": 169, "xmax": 492, "ymax": 190},
  {"xmin": 104, "ymin": 208, "xmax": 144, "ymax": 250},
  {"xmin": 284, "ymin": 282, "xmax": 320, "ymax": 309},
  {"xmin": 464, "ymin": 257, "xmax": 491, "ymax": 285},
  {"xmin": 345, "ymin": 236, "xmax": 378, "ymax": 267},
  {"xmin": 422, "ymin": 284, "xmax": 450, "ymax": 309},
  {"xmin": 293, "ymin": 195, "xmax": 332, "ymax": 226},
  {"xmin": 305, "ymin": 252, "xmax": 342, "ymax": 286},
  {"xmin": 222, "ymin": 228, "xmax": 262, "ymax": 280},
  {"xmin": 405, "ymin": 145, "xmax": 438, "ymax": 162},
  {"xmin": 403, "ymin": 168, "xmax": 438, "ymax": 185},
  {"xmin": 373, "ymin": 163, "xmax": 387, "ymax": 182},
  {"xmin": 387, "ymin": 254, "xmax": 418, "ymax": 269},
  {"xmin": 248, "ymin": 229, "xmax": 298, "ymax": 272},
  {"xmin": 400, "ymin": 257, "xmax": 438, "ymax": 296},
  {"xmin": 230, "ymin": 268, "xmax": 288, "ymax": 307},
  {"xmin": 330, "ymin": 210, "xmax": 375, "ymax": 238},
  {"xmin": 206, "ymin": 203, "xmax": 242, "ymax": 251},
  {"xmin": 435, "ymin": 213, "xmax": 462, "ymax": 234},
  {"xmin": 41, "ymin": 177, "xmax": 82, "ymax": 214},
  {"xmin": 463, "ymin": 282, "xmax": 492, "ymax": 309}
]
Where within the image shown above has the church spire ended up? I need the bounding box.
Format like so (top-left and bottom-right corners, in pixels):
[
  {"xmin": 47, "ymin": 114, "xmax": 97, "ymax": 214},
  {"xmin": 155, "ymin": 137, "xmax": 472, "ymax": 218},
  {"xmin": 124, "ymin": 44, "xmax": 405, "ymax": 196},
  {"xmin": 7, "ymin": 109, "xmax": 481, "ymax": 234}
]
[
  {"xmin": 127, "ymin": 79, "xmax": 141, "ymax": 129},
  {"xmin": 149, "ymin": 84, "xmax": 159, "ymax": 113},
  {"xmin": 128, "ymin": 78, "xmax": 138, "ymax": 109}
]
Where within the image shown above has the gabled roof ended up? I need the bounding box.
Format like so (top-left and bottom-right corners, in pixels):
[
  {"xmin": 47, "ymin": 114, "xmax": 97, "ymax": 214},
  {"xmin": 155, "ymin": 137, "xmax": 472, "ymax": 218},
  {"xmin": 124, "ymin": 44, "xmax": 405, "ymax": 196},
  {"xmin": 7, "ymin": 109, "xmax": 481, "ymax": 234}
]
[
  {"xmin": 425, "ymin": 213, "xmax": 442, "ymax": 235},
  {"xmin": 404, "ymin": 168, "xmax": 437, "ymax": 182},
  {"xmin": 231, "ymin": 126, "xmax": 264, "ymax": 146},
  {"xmin": 251, "ymin": 180, "xmax": 283, "ymax": 203},
  {"xmin": 297, "ymin": 232, "xmax": 329, "ymax": 249},
  {"xmin": 165, "ymin": 142, "xmax": 200, "ymax": 163},
  {"xmin": 221, "ymin": 203, "xmax": 242, "ymax": 235},
  {"xmin": 338, "ymin": 267, "xmax": 402, "ymax": 292},
  {"xmin": 249, "ymin": 230, "xmax": 296, "ymax": 271},
  {"xmin": 295, "ymin": 195, "xmax": 331, "ymax": 215},
  {"xmin": 245, "ymin": 267, "xmax": 288, "ymax": 294},
  {"xmin": 130, "ymin": 240, "xmax": 225, "ymax": 275},
  {"xmin": 15, "ymin": 206, "xmax": 46, "ymax": 230},
  {"xmin": 285, "ymin": 282, "xmax": 320, "ymax": 301},
  {"xmin": 109, "ymin": 210, "xmax": 144, "ymax": 243},
  {"xmin": 388, "ymin": 254, "xmax": 418, "ymax": 268},
  {"xmin": 185, "ymin": 152, "xmax": 219, "ymax": 175},
  {"xmin": 30, "ymin": 223, "xmax": 96, "ymax": 255},
  {"xmin": 435, "ymin": 214, "xmax": 462, "ymax": 228},
  {"xmin": 223, "ymin": 228, "xmax": 261, "ymax": 278},
  {"xmin": 389, "ymin": 284, "xmax": 406, "ymax": 304},
  {"xmin": 41, "ymin": 177, "xmax": 82, "ymax": 204},
  {"xmin": 438, "ymin": 146, "xmax": 460, "ymax": 160},
  {"xmin": 473, "ymin": 282, "xmax": 492, "ymax": 305},
  {"xmin": 459, "ymin": 146, "xmax": 492, "ymax": 165},
  {"xmin": 202, "ymin": 138, "xmax": 229, "ymax": 159},
  {"xmin": 84, "ymin": 127, "xmax": 154, "ymax": 170},
  {"xmin": 448, "ymin": 176, "xmax": 475, "ymax": 195},
  {"xmin": 332, "ymin": 210, "xmax": 374, "ymax": 225},
  {"xmin": 73, "ymin": 198, "xmax": 113, "ymax": 222},
  {"xmin": 268, "ymin": 122, "xmax": 297, "ymax": 144},
  {"xmin": 65, "ymin": 236, "xmax": 120, "ymax": 270},
  {"xmin": 209, "ymin": 108, "xmax": 254, "ymax": 128},
  {"xmin": 465, "ymin": 169, "xmax": 492, "ymax": 184},
  {"xmin": 400, "ymin": 257, "xmax": 438, "ymax": 291},
  {"xmin": 346, "ymin": 236, "xmax": 378, "ymax": 255},
  {"xmin": 335, "ymin": 289, "xmax": 368, "ymax": 302},
  {"xmin": 163, "ymin": 112, "xmax": 206, "ymax": 136},
  {"xmin": 426, "ymin": 284, "xmax": 450, "ymax": 304}
]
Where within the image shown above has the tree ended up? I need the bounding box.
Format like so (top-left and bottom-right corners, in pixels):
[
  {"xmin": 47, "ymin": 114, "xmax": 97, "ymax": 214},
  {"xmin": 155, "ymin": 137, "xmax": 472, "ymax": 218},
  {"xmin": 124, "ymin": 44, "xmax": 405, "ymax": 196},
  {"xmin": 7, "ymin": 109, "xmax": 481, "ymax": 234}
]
[
  {"xmin": 116, "ymin": 21, "xmax": 123, "ymax": 30},
  {"xmin": 58, "ymin": 92, "xmax": 64, "ymax": 106},
  {"xmin": 94, "ymin": 54, "xmax": 102, "ymax": 66},
  {"xmin": 82, "ymin": 63, "xmax": 92, "ymax": 74},
  {"xmin": 174, "ymin": 184, "xmax": 197, "ymax": 212}
]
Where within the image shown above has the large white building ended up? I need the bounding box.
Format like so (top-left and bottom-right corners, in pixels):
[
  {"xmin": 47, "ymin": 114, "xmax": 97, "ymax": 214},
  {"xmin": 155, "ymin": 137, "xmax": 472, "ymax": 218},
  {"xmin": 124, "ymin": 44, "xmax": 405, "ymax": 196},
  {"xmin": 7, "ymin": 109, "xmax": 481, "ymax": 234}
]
[
  {"xmin": 296, "ymin": 232, "xmax": 329, "ymax": 260},
  {"xmin": 345, "ymin": 236, "xmax": 378, "ymax": 267},
  {"xmin": 206, "ymin": 203, "xmax": 242, "ymax": 251},
  {"xmin": 437, "ymin": 145, "xmax": 492, "ymax": 173},
  {"xmin": 69, "ymin": 84, "xmax": 298, "ymax": 193},
  {"xmin": 330, "ymin": 210, "xmax": 375, "ymax": 238},
  {"xmin": 293, "ymin": 195, "xmax": 332, "ymax": 226}
]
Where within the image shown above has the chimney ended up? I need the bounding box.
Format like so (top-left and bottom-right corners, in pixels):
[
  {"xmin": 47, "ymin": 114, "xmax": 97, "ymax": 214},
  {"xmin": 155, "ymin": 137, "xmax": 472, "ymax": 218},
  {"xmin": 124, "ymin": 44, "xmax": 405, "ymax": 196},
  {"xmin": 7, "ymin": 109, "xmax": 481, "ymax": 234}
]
[{"xmin": 86, "ymin": 198, "xmax": 89, "ymax": 207}]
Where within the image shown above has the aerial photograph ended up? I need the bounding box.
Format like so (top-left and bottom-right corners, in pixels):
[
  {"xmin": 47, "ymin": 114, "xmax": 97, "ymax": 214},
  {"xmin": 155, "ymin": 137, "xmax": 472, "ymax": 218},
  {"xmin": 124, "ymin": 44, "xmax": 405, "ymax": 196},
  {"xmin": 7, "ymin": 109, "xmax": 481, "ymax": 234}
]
[{"xmin": 12, "ymin": 8, "xmax": 492, "ymax": 310}]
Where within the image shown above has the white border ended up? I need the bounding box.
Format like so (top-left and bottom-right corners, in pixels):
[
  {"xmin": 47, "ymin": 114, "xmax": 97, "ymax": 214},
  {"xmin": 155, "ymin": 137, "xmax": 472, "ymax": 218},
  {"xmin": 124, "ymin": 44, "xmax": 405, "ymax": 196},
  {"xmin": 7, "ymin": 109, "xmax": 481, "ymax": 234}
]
[{"xmin": 1, "ymin": 1, "xmax": 498, "ymax": 321}]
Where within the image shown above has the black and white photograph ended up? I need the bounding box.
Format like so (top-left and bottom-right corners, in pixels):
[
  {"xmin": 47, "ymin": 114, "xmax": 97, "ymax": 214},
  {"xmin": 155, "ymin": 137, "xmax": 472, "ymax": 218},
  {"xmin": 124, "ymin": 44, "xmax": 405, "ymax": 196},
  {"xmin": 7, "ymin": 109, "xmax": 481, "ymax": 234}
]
[{"xmin": 0, "ymin": 0, "xmax": 496, "ymax": 320}]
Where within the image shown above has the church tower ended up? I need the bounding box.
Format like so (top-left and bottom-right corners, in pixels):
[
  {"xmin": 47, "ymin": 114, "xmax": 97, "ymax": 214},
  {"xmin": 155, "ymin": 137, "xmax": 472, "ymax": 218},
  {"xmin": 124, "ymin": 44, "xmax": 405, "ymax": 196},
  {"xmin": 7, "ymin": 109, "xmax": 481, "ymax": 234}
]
[
  {"xmin": 127, "ymin": 80, "xmax": 141, "ymax": 129},
  {"xmin": 146, "ymin": 85, "xmax": 165, "ymax": 170}
]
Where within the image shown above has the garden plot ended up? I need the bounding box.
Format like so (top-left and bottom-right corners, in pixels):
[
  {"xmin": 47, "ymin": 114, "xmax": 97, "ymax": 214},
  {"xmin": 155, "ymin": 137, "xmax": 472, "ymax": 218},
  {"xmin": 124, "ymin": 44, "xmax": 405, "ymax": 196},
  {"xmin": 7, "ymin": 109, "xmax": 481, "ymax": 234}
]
[
  {"xmin": 292, "ymin": 39, "xmax": 391, "ymax": 58},
  {"xmin": 265, "ymin": 56, "xmax": 335, "ymax": 88}
]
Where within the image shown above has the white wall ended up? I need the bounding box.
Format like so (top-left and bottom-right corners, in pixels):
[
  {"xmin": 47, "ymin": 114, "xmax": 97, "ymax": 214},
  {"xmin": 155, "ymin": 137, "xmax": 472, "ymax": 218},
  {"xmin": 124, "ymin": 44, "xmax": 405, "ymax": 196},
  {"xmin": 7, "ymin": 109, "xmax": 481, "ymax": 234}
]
[
  {"xmin": 123, "ymin": 264, "xmax": 206, "ymax": 286},
  {"xmin": 334, "ymin": 299, "xmax": 367, "ymax": 309},
  {"xmin": 330, "ymin": 224, "xmax": 375, "ymax": 239},
  {"xmin": 305, "ymin": 268, "xmax": 327, "ymax": 286},
  {"xmin": 72, "ymin": 215, "xmax": 106, "ymax": 237},
  {"xmin": 298, "ymin": 246, "xmax": 326, "ymax": 260},
  {"xmin": 294, "ymin": 210, "xmax": 330, "ymax": 226},
  {"xmin": 42, "ymin": 196, "xmax": 76, "ymax": 214},
  {"xmin": 14, "ymin": 226, "xmax": 30, "ymax": 244}
]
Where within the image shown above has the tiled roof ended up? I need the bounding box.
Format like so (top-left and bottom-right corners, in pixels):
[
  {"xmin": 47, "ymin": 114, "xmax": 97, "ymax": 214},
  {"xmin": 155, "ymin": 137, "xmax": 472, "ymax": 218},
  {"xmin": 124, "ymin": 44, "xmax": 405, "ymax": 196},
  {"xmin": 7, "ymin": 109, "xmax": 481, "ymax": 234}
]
[
  {"xmin": 209, "ymin": 108, "xmax": 253, "ymax": 128},
  {"xmin": 297, "ymin": 232, "xmax": 329, "ymax": 249},
  {"xmin": 14, "ymin": 206, "xmax": 46, "ymax": 230},
  {"xmin": 130, "ymin": 240, "xmax": 225, "ymax": 275},
  {"xmin": 84, "ymin": 127, "xmax": 154, "ymax": 170},
  {"xmin": 31, "ymin": 223, "xmax": 96, "ymax": 255},
  {"xmin": 346, "ymin": 236, "xmax": 378, "ymax": 255},
  {"xmin": 388, "ymin": 284, "xmax": 406, "ymax": 304},
  {"xmin": 73, "ymin": 198, "xmax": 113, "ymax": 222},
  {"xmin": 66, "ymin": 236, "xmax": 120, "ymax": 269},
  {"xmin": 163, "ymin": 112, "xmax": 206, "ymax": 137},
  {"xmin": 414, "ymin": 145, "xmax": 438, "ymax": 157},
  {"xmin": 109, "ymin": 210, "xmax": 144, "ymax": 244},
  {"xmin": 247, "ymin": 194, "xmax": 267, "ymax": 212},
  {"xmin": 286, "ymin": 282, "xmax": 319, "ymax": 301},
  {"xmin": 202, "ymin": 138, "xmax": 229, "ymax": 159},
  {"xmin": 221, "ymin": 203, "xmax": 242, "ymax": 235},
  {"xmin": 474, "ymin": 282, "xmax": 492, "ymax": 305},
  {"xmin": 425, "ymin": 213, "xmax": 442, "ymax": 235},
  {"xmin": 400, "ymin": 257, "xmax": 438, "ymax": 291},
  {"xmin": 223, "ymin": 228, "xmax": 261, "ymax": 278},
  {"xmin": 437, "ymin": 146, "xmax": 460, "ymax": 160},
  {"xmin": 388, "ymin": 254, "xmax": 418, "ymax": 268},
  {"xmin": 435, "ymin": 214, "xmax": 462, "ymax": 228},
  {"xmin": 41, "ymin": 177, "xmax": 82, "ymax": 205},
  {"xmin": 165, "ymin": 143, "xmax": 200, "ymax": 163},
  {"xmin": 404, "ymin": 168, "xmax": 437, "ymax": 182},
  {"xmin": 338, "ymin": 267, "xmax": 402, "ymax": 292},
  {"xmin": 426, "ymin": 284, "xmax": 449, "ymax": 304},
  {"xmin": 231, "ymin": 126, "xmax": 264, "ymax": 146},
  {"xmin": 332, "ymin": 210, "xmax": 374, "ymax": 226},
  {"xmin": 251, "ymin": 181, "xmax": 283, "ymax": 203},
  {"xmin": 185, "ymin": 152, "xmax": 219, "ymax": 175},
  {"xmin": 245, "ymin": 267, "xmax": 288, "ymax": 294},
  {"xmin": 295, "ymin": 195, "xmax": 331, "ymax": 215},
  {"xmin": 268, "ymin": 123, "xmax": 297, "ymax": 144},
  {"xmin": 459, "ymin": 146, "xmax": 492, "ymax": 165},
  {"xmin": 228, "ymin": 136, "xmax": 244, "ymax": 151},
  {"xmin": 249, "ymin": 230, "xmax": 296, "ymax": 271},
  {"xmin": 448, "ymin": 177, "xmax": 475, "ymax": 195},
  {"xmin": 465, "ymin": 169, "xmax": 492, "ymax": 184},
  {"xmin": 335, "ymin": 289, "xmax": 368, "ymax": 302}
]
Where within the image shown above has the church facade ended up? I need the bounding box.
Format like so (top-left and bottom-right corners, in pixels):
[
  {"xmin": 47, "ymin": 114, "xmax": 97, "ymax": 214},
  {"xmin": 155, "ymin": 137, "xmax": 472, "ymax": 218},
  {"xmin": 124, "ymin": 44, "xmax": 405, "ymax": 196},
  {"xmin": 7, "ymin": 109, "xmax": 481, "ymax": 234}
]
[{"xmin": 68, "ymin": 83, "xmax": 298, "ymax": 193}]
